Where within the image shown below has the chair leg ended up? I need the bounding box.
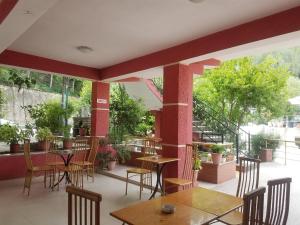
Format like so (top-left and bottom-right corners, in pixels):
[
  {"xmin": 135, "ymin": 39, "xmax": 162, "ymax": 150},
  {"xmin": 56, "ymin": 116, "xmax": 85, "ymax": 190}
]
[
  {"xmin": 44, "ymin": 171, "xmax": 47, "ymax": 188},
  {"xmin": 163, "ymin": 180, "xmax": 166, "ymax": 196},
  {"xmin": 23, "ymin": 171, "xmax": 32, "ymax": 196},
  {"xmin": 125, "ymin": 172, "xmax": 129, "ymax": 195},
  {"xmin": 140, "ymin": 174, "xmax": 143, "ymax": 200}
]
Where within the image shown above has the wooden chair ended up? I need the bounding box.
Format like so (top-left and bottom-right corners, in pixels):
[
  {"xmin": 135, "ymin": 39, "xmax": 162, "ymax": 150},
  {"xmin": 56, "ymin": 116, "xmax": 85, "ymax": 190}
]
[
  {"xmin": 125, "ymin": 139, "xmax": 156, "ymax": 199},
  {"xmin": 242, "ymin": 187, "xmax": 266, "ymax": 225},
  {"xmin": 66, "ymin": 185, "xmax": 102, "ymax": 225},
  {"xmin": 23, "ymin": 140, "xmax": 54, "ymax": 196},
  {"xmin": 264, "ymin": 177, "xmax": 292, "ymax": 225},
  {"xmin": 163, "ymin": 144, "xmax": 195, "ymax": 195},
  {"xmin": 72, "ymin": 137, "xmax": 100, "ymax": 181},
  {"xmin": 218, "ymin": 157, "xmax": 261, "ymax": 225}
]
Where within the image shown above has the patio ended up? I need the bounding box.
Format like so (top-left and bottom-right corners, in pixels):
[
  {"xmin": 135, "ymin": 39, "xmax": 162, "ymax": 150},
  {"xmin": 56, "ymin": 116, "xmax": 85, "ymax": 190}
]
[{"xmin": 0, "ymin": 162, "xmax": 298, "ymax": 225}]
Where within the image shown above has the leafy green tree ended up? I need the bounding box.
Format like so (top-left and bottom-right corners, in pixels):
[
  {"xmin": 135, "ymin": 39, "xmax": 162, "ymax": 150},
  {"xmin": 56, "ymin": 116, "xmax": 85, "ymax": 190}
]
[
  {"xmin": 23, "ymin": 99, "xmax": 75, "ymax": 134},
  {"xmin": 194, "ymin": 56, "xmax": 291, "ymax": 128},
  {"xmin": 110, "ymin": 84, "xmax": 147, "ymax": 142}
]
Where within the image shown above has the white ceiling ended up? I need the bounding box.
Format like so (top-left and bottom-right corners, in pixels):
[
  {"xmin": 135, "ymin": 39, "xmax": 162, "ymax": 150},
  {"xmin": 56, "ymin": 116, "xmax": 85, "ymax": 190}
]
[{"xmin": 6, "ymin": 0, "xmax": 300, "ymax": 69}]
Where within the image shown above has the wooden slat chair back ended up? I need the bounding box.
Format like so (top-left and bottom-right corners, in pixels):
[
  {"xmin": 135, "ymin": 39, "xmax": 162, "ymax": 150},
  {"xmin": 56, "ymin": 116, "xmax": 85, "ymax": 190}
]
[
  {"xmin": 87, "ymin": 137, "xmax": 100, "ymax": 163},
  {"xmin": 181, "ymin": 144, "xmax": 194, "ymax": 181},
  {"xmin": 24, "ymin": 139, "xmax": 33, "ymax": 170},
  {"xmin": 72, "ymin": 139, "xmax": 89, "ymax": 163},
  {"xmin": 237, "ymin": 157, "xmax": 261, "ymax": 198},
  {"xmin": 265, "ymin": 177, "xmax": 292, "ymax": 225},
  {"xmin": 66, "ymin": 186, "xmax": 102, "ymax": 225},
  {"xmin": 243, "ymin": 187, "xmax": 266, "ymax": 225}
]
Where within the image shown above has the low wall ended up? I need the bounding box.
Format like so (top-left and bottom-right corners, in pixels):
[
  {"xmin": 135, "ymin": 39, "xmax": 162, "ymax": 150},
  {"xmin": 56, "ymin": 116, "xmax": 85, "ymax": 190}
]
[{"xmin": 0, "ymin": 152, "xmax": 47, "ymax": 180}]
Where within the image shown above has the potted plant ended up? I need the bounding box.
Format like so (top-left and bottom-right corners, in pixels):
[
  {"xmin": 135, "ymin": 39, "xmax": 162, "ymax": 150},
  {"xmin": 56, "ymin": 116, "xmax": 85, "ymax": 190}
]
[
  {"xmin": 107, "ymin": 155, "xmax": 118, "ymax": 171},
  {"xmin": 62, "ymin": 125, "xmax": 73, "ymax": 149},
  {"xmin": 192, "ymin": 157, "xmax": 202, "ymax": 187},
  {"xmin": 0, "ymin": 124, "xmax": 22, "ymax": 153},
  {"xmin": 36, "ymin": 127, "xmax": 53, "ymax": 151},
  {"xmin": 201, "ymin": 152, "xmax": 209, "ymax": 162},
  {"xmin": 211, "ymin": 144, "xmax": 225, "ymax": 165},
  {"xmin": 115, "ymin": 144, "xmax": 131, "ymax": 164},
  {"xmin": 251, "ymin": 133, "xmax": 279, "ymax": 162},
  {"xmin": 96, "ymin": 151, "xmax": 111, "ymax": 170}
]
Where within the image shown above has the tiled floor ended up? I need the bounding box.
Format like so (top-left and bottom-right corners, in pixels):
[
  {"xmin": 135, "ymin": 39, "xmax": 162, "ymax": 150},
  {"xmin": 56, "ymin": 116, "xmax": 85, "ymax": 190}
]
[{"xmin": 0, "ymin": 161, "xmax": 298, "ymax": 225}]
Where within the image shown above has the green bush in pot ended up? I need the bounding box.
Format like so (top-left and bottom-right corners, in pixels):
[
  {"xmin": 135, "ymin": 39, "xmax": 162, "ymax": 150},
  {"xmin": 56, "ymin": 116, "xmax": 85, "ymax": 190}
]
[
  {"xmin": 0, "ymin": 124, "xmax": 23, "ymax": 153},
  {"xmin": 36, "ymin": 127, "xmax": 53, "ymax": 151}
]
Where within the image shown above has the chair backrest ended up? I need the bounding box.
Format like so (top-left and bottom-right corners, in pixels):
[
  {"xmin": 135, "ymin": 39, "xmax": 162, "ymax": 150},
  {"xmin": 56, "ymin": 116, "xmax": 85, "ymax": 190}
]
[
  {"xmin": 72, "ymin": 139, "xmax": 89, "ymax": 162},
  {"xmin": 66, "ymin": 185, "xmax": 102, "ymax": 225},
  {"xmin": 87, "ymin": 137, "xmax": 100, "ymax": 163},
  {"xmin": 237, "ymin": 157, "xmax": 261, "ymax": 197},
  {"xmin": 182, "ymin": 144, "xmax": 194, "ymax": 180},
  {"xmin": 141, "ymin": 139, "xmax": 156, "ymax": 170},
  {"xmin": 265, "ymin": 177, "xmax": 292, "ymax": 225},
  {"xmin": 243, "ymin": 187, "xmax": 266, "ymax": 225},
  {"xmin": 23, "ymin": 140, "xmax": 33, "ymax": 170},
  {"xmin": 50, "ymin": 136, "xmax": 63, "ymax": 151}
]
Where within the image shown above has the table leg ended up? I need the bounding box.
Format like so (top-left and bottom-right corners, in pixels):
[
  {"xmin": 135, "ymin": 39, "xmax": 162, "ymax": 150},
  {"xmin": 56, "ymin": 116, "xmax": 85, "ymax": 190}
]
[
  {"xmin": 51, "ymin": 153, "xmax": 74, "ymax": 189},
  {"xmin": 148, "ymin": 163, "xmax": 166, "ymax": 200}
]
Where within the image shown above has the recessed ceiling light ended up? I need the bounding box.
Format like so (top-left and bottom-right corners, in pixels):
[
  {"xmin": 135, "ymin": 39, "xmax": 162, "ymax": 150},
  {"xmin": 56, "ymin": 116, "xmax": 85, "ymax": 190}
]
[
  {"xmin": 189, "ymin": 0, "xmax": 205, "ymax": 3},
  {"xmin": 24, "ymin": 10, "xmax": 33, "ymax": 15},
  {"xmin": 76, "ymin": 46, "xmax": 93, "ymax": 53}
]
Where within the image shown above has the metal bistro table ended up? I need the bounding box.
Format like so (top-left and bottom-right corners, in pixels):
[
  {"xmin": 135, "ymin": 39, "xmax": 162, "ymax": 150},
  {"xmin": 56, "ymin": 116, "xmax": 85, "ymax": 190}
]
[
  {"xmin": 136, "ymin": 156, "xmax": 179, "ymax": 199},
  {"xmin": 50, "ymin": 149, "xmax": 74, "ymax": 189},
  {"xmin": 111, "ymin": 187, "xmax": 243, "ymax": 225}
]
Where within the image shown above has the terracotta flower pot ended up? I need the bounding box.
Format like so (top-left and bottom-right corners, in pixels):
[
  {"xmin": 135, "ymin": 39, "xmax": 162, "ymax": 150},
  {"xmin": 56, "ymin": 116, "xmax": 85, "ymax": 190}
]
[
  {"xmin": 63, "ymin": 139, "xmax": 73, "ymax": 149},
  {"xmin": 260, "ymin": 148, "xmax": 273, "ymax": 162},
  {"xmin": 38, "ymin": 140, "xmax": 50, "ymax": 151},
  {"xmin": 107, "ymin": 160, "xmax": 117, "ymax": 171},
  {"xmin": 10, "ymin": 143, "xmax": 20, "ymax": 153},
  {"xmin": 211, "ymin": 153, "xmax": 222, "ymax": 165}
]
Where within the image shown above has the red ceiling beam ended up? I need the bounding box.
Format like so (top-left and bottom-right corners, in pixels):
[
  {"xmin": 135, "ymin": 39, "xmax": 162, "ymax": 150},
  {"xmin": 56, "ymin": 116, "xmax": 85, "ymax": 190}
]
[
  {"xmin": 0, "ymin": 0, "xmax": 18, "ymax": 24},
  {"xmin": 0, "ymin": 50, "xmax": 101, "ymax": 80},
  {"xmin": 100, "ymin": 6, "xmax": 300, "ymax": 80},
  {"xmin": 189, "ymin": 58, "xmax": 221, "ymax": 75}
]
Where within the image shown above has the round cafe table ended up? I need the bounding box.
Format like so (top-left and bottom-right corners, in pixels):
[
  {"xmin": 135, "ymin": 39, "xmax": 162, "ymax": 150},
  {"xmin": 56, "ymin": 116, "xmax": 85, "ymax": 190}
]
[{"xmin": 50, "ymin": 149, "xmax": 74, "ymax": 189}]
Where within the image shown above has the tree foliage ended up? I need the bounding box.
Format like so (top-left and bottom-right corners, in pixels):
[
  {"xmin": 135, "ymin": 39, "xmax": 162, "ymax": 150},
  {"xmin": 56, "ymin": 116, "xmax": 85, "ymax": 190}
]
[
  {"xmin": 110, "ymin": 84, "xmax": 149, "ymax": 142},
  {"xmin": 194, "ymin": 56, "xmax": 291, "ymax": 127},
  {"xmin": 23, "ymin": 100, "xmax": 75, "ymax": 134}
]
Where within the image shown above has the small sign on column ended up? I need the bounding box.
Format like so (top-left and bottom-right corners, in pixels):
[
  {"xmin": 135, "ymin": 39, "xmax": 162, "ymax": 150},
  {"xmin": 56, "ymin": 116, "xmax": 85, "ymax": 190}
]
[{"xmin": 97, "ymin": 98, "xmax": 107, "ymax": 104}]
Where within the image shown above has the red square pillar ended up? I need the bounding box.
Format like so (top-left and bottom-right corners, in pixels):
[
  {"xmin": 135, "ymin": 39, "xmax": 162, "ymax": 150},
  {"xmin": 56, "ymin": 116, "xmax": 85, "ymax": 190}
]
[
  {"xmin": 91, "ymin": 82, "xmax": 110, "ymax": 137},
  {"xmin": 162, "ymin": 64, "xmax": 193, "ymax": 181},
  {"xmin": 151, "ymin": 110, "xmax": 162, "ymax": 138}
]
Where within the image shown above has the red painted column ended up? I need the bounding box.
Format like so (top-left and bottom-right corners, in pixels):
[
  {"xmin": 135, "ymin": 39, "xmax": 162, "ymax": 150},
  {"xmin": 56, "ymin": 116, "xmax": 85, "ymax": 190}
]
[
  {"xmin": 91, "ymin": 82, "xmax": 110, "ymax": 137},
  {"xmin": 152, "ymin": 110, "xmax": 162, "ymax": 138},
  {"xmin": 161, "ymin": 64, "xmax": 193, "ymax": 184}
]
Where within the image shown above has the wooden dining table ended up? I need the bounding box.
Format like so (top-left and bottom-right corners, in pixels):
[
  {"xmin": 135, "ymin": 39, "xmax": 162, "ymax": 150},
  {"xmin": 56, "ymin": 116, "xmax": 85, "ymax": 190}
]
[
  {"xmin": 110, "ymin": 187, "xmax": 243, "ymax": 225},
  {"xmin": 136, "ymin": 155, "xmax": 179, "ymax": 199}
]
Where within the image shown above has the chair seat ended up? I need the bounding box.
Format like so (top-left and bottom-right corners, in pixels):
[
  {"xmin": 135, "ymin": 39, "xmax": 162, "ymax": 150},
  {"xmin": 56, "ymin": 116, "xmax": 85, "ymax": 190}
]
[
  {"xmin": 47, "ymin": 161, "xmax": 65, "ymax": 166},
  {"xmin": 57, "ymin": 165, "xmax": 83, "ymax": 172},
  {"xmin": 72, "ymin": 161, "xmax": 93, "ymax": 166},
  {"xmin": 164, "ymin": 178, "xmax": 192, "ymax": 186},
  {"xmin": 127, "ymin": 168, "xmax": 151, "ymax": 174},
  {"xmin": 218, "ymin": 210, "xmax": 243, "ymax": 225},
  {"xmin": 32, "ymin": 165, "xmax": 53, "ymax": 172}
]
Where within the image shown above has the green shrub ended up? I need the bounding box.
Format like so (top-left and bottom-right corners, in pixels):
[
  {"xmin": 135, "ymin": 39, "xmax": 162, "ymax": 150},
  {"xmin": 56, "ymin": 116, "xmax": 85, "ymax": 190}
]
[
  {"xmin": 0, "ymin": 124, "xmax": 22, "ymax": 144},
  {"xmin": 36, "ymin": 127, "xmax": 53, "ymax": 141},
  {"xmin": 250, "ymin": 133, "xmax": 280, "ymax": 157},
  {"xmin": 211, "ymin": 144, "xmax": 225, "ymax": 154},
  {"xmin": 193, "ymin": 158, "xmax": 202, "ymax": 170}
]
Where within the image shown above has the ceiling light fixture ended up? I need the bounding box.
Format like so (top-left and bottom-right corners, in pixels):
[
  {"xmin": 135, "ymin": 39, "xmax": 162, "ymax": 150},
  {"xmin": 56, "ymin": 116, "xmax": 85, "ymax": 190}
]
[
  {"xmin": 189, "ymin": 0, "xmax": 205, "ymax": 3},
  {"xmin": 76, "ymin": 46, "xmax": 93, "ymax": 53}
]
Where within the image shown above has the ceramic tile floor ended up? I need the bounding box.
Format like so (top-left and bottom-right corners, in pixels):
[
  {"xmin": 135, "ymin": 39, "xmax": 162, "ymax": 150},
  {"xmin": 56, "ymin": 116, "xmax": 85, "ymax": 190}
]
[{"xmin": 0, "ymin": 162, "xmax": 299, "ymax": 225}]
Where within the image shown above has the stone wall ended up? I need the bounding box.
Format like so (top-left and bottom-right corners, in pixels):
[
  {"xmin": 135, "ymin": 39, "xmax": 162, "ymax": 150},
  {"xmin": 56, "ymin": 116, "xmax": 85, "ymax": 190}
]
[{"xmin": 0, "ymin": 85, "xmax": 87, "ymax": 126}]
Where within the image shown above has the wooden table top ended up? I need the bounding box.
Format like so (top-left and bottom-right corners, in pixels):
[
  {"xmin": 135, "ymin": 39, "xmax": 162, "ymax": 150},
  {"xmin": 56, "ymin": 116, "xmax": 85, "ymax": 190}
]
[
  {"xmin": 164, "ymin": 187, "xmax": 243, "ymax": 217},
  {"xmin": 110, "ymin": 195, "xmax": 216, "ymax": 225},
  {"xmin": 136, "ymin": 156, "xmax": 179, "ymax": 164}
]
